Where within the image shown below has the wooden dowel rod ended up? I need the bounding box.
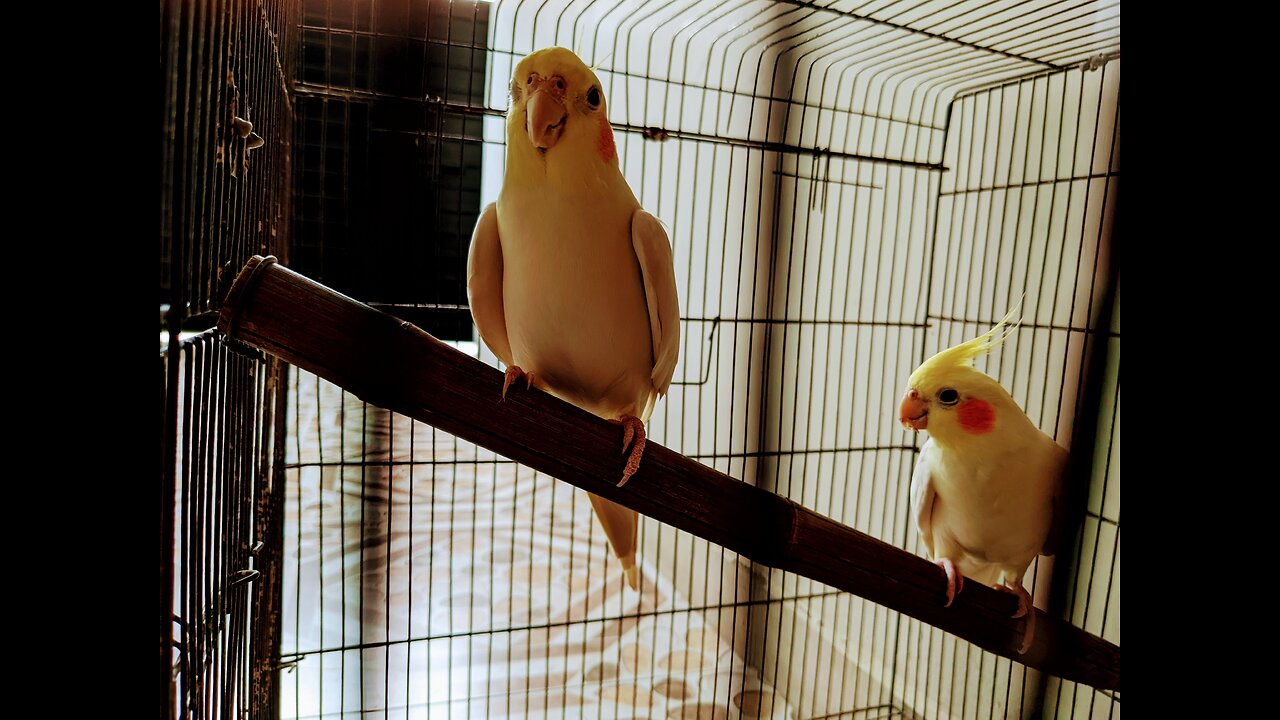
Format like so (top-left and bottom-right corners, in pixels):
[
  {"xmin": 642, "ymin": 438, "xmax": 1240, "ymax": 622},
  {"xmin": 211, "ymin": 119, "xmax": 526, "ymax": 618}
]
[{"xmin": 217, "ymin": 255, "xmax": 1119, "ymax": 692}]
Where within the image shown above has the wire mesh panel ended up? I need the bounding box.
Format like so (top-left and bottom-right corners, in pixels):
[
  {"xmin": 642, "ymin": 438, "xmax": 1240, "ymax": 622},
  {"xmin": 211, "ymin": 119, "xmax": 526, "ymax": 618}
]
[
  {"xmin": 164, "ymin": 332, "xmax": 287, "ymax": 720},
  {"xmin": 291, "ymin": 0, "xmax": 491, "ymax": 340},
  {"xmin": 890, "ymin": 58, "xmax": 1120, "ymax": 720},
  {"xmin": 277, "ymin": 2, "xmax": 1119, "ymax": 719},
  {"xmin": 1041, "ymin": 289, "xmax": 1118, "ymax": 720},
  {"xmin": 160, "ymin": 0, "xmax": 297, "ymax": 716},
  {"xmin": 160, "ymin": 0, "xmax": 297, "ymax": 321},
  {"xmin": 281, "ymin": 364, "xmax": 786, "ymax": 719}
]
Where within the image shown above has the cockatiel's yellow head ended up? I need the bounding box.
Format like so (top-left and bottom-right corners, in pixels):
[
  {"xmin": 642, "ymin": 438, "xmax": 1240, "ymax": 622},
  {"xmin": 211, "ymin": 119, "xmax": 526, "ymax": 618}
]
[
  {"xmin": 899, "ymin": 308, "xmax": 1025, "ymax": 443},
  {"xmin": 506, "ymin": 47, "xmax": 616, "ymax": 167}
]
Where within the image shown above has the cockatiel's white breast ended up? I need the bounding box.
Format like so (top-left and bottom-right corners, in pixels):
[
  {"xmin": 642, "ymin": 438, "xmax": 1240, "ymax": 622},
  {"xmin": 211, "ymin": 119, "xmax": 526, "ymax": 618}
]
[
  {"xmin": 914, "ymin": 431, "xmax": 1066, "ymax": 586},
  {"xmin": 495, "ymin": 180, "xmax": 654, "ymax": 420}
]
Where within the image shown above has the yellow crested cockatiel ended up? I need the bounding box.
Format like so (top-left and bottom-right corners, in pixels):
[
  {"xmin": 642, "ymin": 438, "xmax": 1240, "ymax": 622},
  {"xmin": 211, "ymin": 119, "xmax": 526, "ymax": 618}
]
[
  {"xmin": 466, "ymin": 47, "xmax": 681, "ymax": 591},
  {"xmin": 899, "ymin": 313, "xmax": 1066, "ymax": 653}
]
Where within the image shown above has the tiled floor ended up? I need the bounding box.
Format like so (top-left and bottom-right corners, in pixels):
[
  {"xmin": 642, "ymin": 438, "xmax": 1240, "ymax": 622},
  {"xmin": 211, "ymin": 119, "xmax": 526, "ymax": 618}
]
[{"xmin": 279, "ymin": 372, "xmax": 796, "ymax": 720}]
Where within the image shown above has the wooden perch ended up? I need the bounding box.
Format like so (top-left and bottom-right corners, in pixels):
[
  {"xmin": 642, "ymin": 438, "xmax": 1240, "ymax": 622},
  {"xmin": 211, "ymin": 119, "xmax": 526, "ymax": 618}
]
[{"xmin": 218, "ymin": 255, "xmax": 1120, "ymax": 693}]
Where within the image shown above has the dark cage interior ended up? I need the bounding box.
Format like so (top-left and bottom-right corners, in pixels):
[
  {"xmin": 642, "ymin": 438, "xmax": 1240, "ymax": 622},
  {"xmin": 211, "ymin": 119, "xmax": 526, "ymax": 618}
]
[
  {"xmin": 160, "ymin": 1, "xmax": 1119, "ymax": 719},
  {"xmin": 292, "ymin": 0, "xmax": 490, "ymax": 339}
]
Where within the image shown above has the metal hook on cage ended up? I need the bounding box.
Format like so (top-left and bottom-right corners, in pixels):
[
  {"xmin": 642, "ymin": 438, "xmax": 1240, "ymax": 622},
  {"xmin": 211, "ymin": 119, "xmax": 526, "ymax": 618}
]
[
  {"xmin": 1079, "ymin": 54, "xmax": 1110, "ymax": 72},
  {"xmin": 231, "ymin": 115, "xmax": 254, "ymax": 138},
  {"xmin": 423, "ymin": 95, "xmax": 445, "ymax": 183},
  {"xmin": 642, "ymin": 126, "xmax": 671, "ymax": 142},
  {"xmin": 809, "ymin": 147, "xmax": 832, "ymax": 214},
  {"xmin": 214, "ymin": 258, "xmax": 240, "ymax": 308},
  {"xmin": 671, "ymin": 315, "xmax": 721, "ymax": 387},
  {"xmin": 822, "ymin": 147, "xmax": 833, "ymax": 210},
  {"xmin": 277, "ymin": 654, "xmax": 304, "ymax": 673},
  {"xmin": 171, "ymin": 613, "xmax": 189, "ymax": 647},
  {"xmin": 230, "ymin": 568, "xmax": 260, "ymax": 588},
  {"xmin": 229, "ymin": 107, "xmax": 265, "ymax": 179},
  {"xmin": 220, "ymin": 335, "xmax": 266, "ymax": 362}
]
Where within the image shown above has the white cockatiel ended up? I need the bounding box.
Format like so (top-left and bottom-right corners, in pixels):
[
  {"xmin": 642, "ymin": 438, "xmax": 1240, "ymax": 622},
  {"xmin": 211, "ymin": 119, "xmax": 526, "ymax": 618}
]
[
  {"xmin": 899, "ymin": 313, "xmax": 1067, "ymax": 653},
  {"xmin": 466, "ymin": 47, "xmax": 681, "ymax": 591}
]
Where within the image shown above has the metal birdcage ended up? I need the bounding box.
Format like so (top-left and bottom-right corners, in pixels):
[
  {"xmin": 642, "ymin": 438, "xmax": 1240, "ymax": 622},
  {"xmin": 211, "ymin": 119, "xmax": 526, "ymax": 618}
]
[{"xmin": 160, "ymin": 2, "xmax": 1119, "ymax": 718}]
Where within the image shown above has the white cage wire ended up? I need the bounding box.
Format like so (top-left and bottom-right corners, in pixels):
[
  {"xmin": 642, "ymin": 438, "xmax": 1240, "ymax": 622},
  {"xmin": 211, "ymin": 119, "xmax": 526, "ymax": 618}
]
[{"xmin": 276, "ymin": 2, "xmax": 1119, "ymax": 719}]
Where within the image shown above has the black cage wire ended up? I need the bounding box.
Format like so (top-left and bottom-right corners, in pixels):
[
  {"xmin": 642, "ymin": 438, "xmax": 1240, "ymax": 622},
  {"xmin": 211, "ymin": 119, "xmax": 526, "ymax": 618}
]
[
  {"xmin": 161, "ymin": 0, "xmax": 297, "ymax": 717},
  {"xmin": 291, "ymin": 0, "xmax": 490, "ymax": 339},
  {"xmin": 161, "ymin": 1, "xmax": 1118, "ymax": 719}
]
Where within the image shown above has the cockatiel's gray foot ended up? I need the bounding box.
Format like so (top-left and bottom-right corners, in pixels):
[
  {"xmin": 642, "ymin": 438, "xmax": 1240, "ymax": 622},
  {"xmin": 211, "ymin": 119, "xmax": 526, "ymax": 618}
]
[
  {"xmin": 996, "ymin": 583, "xmax": 1034, "ymax": 654},
  {"xmin": 936, "ymin": 558, "xmax": 963, "ymax": 607},
  {"xmin": 501, "ymin": 365, "xmax": 533, "ymax": 400},
  {"xmin": 609, "ymin": 415, "xmax": 646, "ymax": 487}
]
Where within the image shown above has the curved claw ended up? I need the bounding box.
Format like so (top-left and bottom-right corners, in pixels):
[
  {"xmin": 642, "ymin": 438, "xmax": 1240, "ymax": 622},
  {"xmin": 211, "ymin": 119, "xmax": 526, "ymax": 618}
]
[
  {"xmin": 501, "ymin": 365, "xmax": 533, "ymax": 400},
  {"xmin": 609, "ymin": 416, "xmax": 647, "ymax": 487},
  {"xmin": 936, "ymin": 558, "xmax": 963, "ymax": 607},
  {"xmin": 995, "ymin": 583, "xmax": 1035, "ymax": 654}
]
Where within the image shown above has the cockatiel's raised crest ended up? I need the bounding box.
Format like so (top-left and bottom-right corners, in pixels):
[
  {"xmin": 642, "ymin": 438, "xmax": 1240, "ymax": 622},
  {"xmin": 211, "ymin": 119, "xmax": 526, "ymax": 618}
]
[
  {"xmin": 902, "ymin": 303, "xmax": 1025, "ymax": 440},
  {"xmin": 908, "ymin": 304, "xmax": 1020, "ymax": 389}
]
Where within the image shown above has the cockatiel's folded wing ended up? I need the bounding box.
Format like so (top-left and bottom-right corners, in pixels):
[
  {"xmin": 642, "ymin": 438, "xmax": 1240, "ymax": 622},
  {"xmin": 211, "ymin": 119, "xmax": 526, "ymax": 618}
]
[
  {"xmin": 631, "ymin": 209, "xmax": 681, "ymax": 407},
  {"xmin": 910, "ymin": 438, "xmax": 938, "ymax": 557},
  {"xmin": 467, "ymin": 202, "xmax": 514, "ymax": 366}
]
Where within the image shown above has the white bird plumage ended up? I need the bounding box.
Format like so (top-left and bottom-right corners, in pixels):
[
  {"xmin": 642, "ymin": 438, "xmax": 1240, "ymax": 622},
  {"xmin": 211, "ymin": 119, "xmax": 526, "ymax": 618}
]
[
  {"xmin": 900, "ymin": 313, "xmax": 1066, "ymax": 653},
  {"xmin": 467, "ymin": 47, "xmax": 680, "ymax": 590}
]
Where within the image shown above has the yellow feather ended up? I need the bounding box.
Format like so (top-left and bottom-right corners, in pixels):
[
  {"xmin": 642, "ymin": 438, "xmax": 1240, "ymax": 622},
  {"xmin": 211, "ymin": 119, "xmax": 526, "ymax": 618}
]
[{"xmin": 910, "ymin": 302, "xmax": 1022, "ymax": 388}]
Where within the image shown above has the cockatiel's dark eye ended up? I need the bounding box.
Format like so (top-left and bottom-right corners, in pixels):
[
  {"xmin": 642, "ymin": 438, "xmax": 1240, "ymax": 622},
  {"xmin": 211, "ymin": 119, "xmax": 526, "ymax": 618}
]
[
  {"xmin": 938, "ymin": 388, "xmax": 960, "ymax": 405},
  {"xmin": 586, "ymin": 86, "xmax": 601, "ymax": 109}
]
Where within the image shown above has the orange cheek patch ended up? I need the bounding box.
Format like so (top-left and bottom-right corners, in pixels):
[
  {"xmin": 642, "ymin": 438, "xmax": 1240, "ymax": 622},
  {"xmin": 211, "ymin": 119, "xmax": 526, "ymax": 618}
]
[
  {"xmin": 957, "ymin": 398, "xmax": 995, "ymax": 434},
  {"xmin": 598, "ymin": 118, "xmax": 616, "ymax": 162}
]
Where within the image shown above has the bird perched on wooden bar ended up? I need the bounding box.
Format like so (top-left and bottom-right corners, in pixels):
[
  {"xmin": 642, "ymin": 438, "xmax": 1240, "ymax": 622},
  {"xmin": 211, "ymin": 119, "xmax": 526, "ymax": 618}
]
[
  {"xmin": 467, "ymin": 47, "xmax": 681, "ymax": 590},
  {"xmin": 899, "ymin": 311, "xmax": 1066, "ymax": 653}
]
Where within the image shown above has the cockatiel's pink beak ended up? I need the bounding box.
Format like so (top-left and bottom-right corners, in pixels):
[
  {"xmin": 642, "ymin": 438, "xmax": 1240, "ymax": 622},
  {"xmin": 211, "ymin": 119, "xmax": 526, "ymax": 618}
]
[
  {"xmin": 900, "ymin": 389, "xmax": 929, "ymax": 430},
  {"xmin": 526, "ymin": 75, "xmax": 567, "ymax": 150}
]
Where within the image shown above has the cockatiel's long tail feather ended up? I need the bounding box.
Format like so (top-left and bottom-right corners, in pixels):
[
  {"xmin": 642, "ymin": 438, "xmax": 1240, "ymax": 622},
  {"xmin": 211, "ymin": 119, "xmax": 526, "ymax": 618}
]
[{"xmin": 587, "ymin": 492, "xmax": 639, "ymax": 589}]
